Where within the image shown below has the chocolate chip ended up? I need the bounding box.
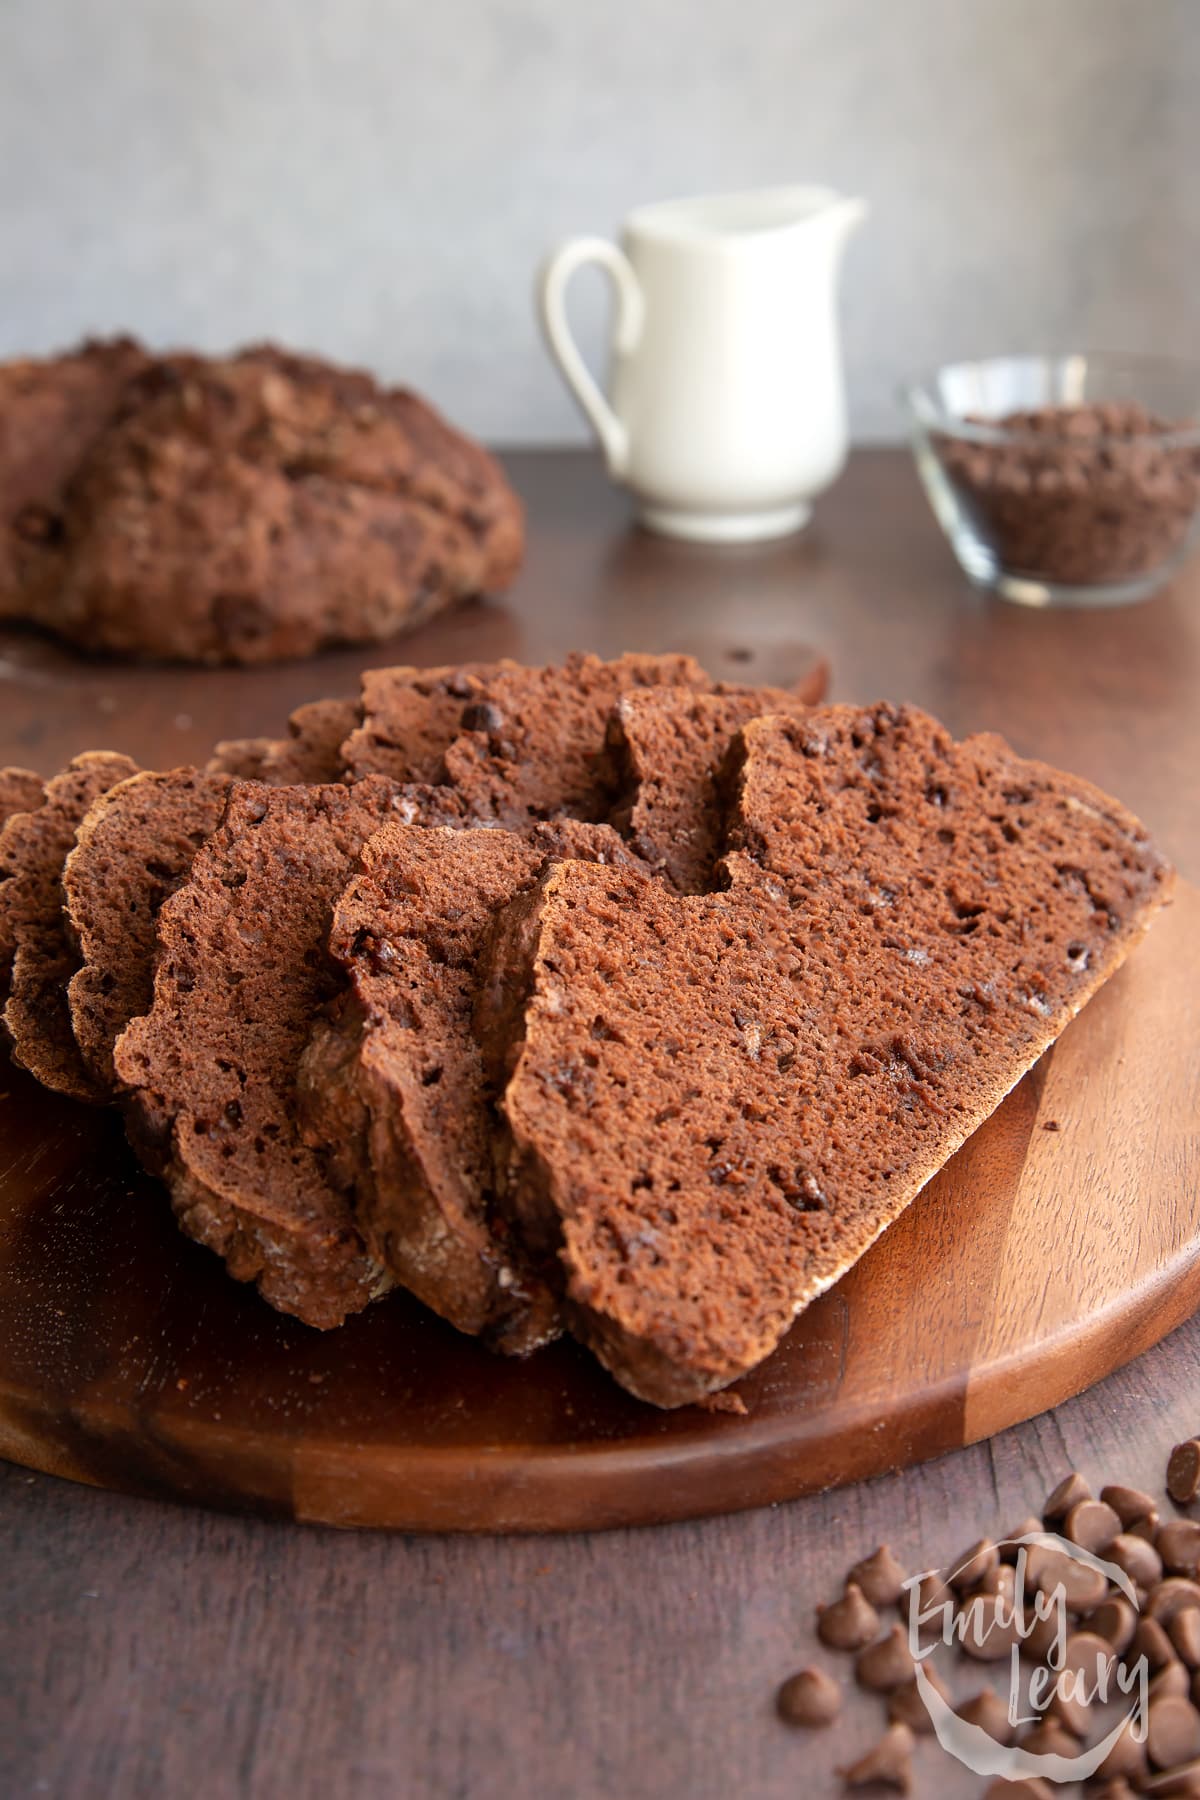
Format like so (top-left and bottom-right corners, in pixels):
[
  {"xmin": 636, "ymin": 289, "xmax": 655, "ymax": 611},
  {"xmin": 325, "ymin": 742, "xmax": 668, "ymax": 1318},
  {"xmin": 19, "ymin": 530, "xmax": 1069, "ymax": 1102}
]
[
  {"xmin": 1026, "ymin": 1543, "xmax": 1109, "ymax": 1613},
  {"xmin": 1000, "ymin": 1517, "xmax": 1046, "ymax": 1558},
  {"xmin": 1133, "ymin": 1511, "xmax": 1165, "ymax": 1543},
  {"xmin": 1045, "ymin": 1679, "xmax": 1090, "ymax": 1738},
  {"xmin": 1151, "ymin": 1660, "xmax": 1193, "ymax": 1701},
  {"xmin": 1064, "ymin": 1498, "xmax": 1122, "ymax": 1553},
  {"xmin": 910, "ymin": 1571, "xmax": 956, "ymax": 1641},
  {"xmin": 950, "ymin": 1537, "xmax": 1000, "ymax": 1592},
  {"xmin": 461, "ymin": 699, "xmax": 506, "ymax": 735},
  {"xmin": 1170, "ymin": 1442, "xmax": 1200, "ymax": 1507},
  {"xmin": 1141, "ymin": 1757, "xmax": 1200, "ymax": 1796},
  {"xmin": 1147, "ymin": 1694, "xmax": 1200, "ymax": 1770},
  {"xmin": 1171, "ymin": 1609, "xmax": 1200, "ymax": 1670},
  {"xmin": 848, "ymin": 1544, "xmax": 908, "ymax": 1609},
  {"xmin": 836, "ymin": 1722, "xmax": 914, "ymax": 1792},
  {"xmin": 855, "ymin": 1625, "xmax": 915, "ymax": 1693},
  {"xmin": 1159, "ymin": 1521, "xmax": 1200, "ymax": 1578},
  {"xmin": 1019, "ymin": 1718, "xmax": 1079, "ymax": 1758},
  {"xmin": 1044, "ymin": 1471, "xmax": 1092, "ymax": 1521},
  {"xmin": 1148, "ymin": 1579, "xmax": 1200, "ymax": 1624},
  {"xmin": 982, "ymin": 1780, "xmax": 1054, "ymax": 1800},
  {"xmin": 957, "ymin": 1686, "xmax": 1016, "ymax": 1744},
  {"xmin": 1085, "ymin": 1596, "xmax": 1135, "ymax": 1657},
  {"xmin": 1132, "ymin": 1616, "xmax": 1179, "ymax": 1674},
  {"xmin": 887, "ymin": 1666, "xmax": 947, "ymax": 1735},
  {"xmin": 959, "ymin": 1590, "xmax": 1021, "ymax": 1661},
  {"xmin": 1096, "ymin": 1714, "xmax": 1149, "ymax": 1780},
  {"xmin": 1103, "ymin": 1484, "xmax": 1159, "ymax": 1529},
  {"xmin": 816, "ymin": 1581, "xmax": 880, "ymax": 1651},
  {"xmin": 776, "ymin": 1665, "xmax": 841, "ymax": 1727},
  {"xmin": 1109, "ymin": 1532, "xmax": 1165, "ymax": 1591}
]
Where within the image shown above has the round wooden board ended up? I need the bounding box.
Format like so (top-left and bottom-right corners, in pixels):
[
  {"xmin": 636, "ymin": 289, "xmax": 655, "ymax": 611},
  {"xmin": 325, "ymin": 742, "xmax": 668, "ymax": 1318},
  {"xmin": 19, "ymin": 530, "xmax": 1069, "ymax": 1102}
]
[{"xmin": 1, "ymin": 884, "xmax": 1196, "ymax": 1534}]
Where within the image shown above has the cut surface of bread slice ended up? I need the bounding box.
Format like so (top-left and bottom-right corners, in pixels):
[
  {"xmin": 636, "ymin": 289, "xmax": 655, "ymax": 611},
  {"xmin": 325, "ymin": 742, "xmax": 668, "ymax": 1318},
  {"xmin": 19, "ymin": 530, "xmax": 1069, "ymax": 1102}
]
[
  {"xmin": 479, "ymin": 704, "xmax": 1173, "ymax": 1406},
  {"xmin": 0, "ymin": 767, "xmax": 47, "ymax": 1001},
  {"xmin": 299, "ymin": 819, "xmax": 644, "ymax": 1351},
  {"xmin": 113, "ymin": 777, "xmax": 410, "ymax": 1328},
  {"xmin": 604, "ymin": 685, "xmax": 813, "ymax": 891},
  {"xmin": 438, "ymin": 652, "xmax": 715, "ymax": 827},
  {"xmin": 63, "ymin": 766, "xmax": 232, "ymax": 1091},
  {"xmin": 2, "ymin": 752, "xmax": 140, "ymax": 1101},
  {"xmin": 340, "ymin": 661, "xmax": 515, "ymax": 784}
]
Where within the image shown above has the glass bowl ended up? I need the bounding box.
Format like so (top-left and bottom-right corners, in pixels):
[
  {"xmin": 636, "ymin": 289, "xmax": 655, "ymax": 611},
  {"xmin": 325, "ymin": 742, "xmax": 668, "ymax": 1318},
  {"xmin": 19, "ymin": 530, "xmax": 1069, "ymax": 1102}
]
[{"xmin": 903, "ymin": 353, "xmax": 1200, "ymax": 607}]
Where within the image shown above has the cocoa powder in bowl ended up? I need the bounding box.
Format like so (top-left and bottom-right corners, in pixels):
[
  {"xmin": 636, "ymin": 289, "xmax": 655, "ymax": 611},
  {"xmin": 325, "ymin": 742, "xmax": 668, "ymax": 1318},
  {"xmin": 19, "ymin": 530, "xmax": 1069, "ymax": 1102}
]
[{"xmin": 935, "ymin": 402, "xmax": 1200, "ymax": 589}]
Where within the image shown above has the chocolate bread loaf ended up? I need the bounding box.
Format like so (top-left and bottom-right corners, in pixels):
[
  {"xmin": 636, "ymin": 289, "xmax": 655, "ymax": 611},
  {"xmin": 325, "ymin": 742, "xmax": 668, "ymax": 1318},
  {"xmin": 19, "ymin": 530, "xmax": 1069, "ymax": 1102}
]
[
  {"xmin": 113, "ymin": 778, "xmax": 410, "ymax": 1327},
  {"xmin": 604, "ymin": 685, "xmax": 814, "ymax": 891},
  {"xmin": 299, "ymin": 820, "xmax": 644, "ymax": 1351},
  {"xmin": 63, "ymin": 767, "xmax": 232, "ymax": 1091},
  {"xmin": 2, "ymin": 752, "xmax": 140, "ymax": 1101},
  {"xmin": 2, "ymin": 343, "xmax": 523, "ymax": 664},
  {"xmin": 0, "ymin": 338, "xmax": 148, "ymax": 605},
  {"xmin": 479, "ymin": 704, "xmax": 1173, "ymax": 1405}
]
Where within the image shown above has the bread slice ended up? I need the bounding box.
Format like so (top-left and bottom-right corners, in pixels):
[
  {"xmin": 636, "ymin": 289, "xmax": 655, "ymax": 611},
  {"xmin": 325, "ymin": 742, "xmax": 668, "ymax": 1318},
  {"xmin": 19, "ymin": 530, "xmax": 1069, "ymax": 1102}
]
[
  {"xmin": 340, "ymin": 661, "xmax": 515, "ymax": 784},
  {"xmin": 604, "ymin": 685, "xmax": 813, "ymax": 891},
  {"xmin": 0, "ymin": 768, "xmax": 46, "ymax": 1001},
  {"xmin": 113, "ymin": 777, "xmax": 410, "ymax": 1328},
  {"xmin": 208, "ymin": 696, "xmax": 359, "ymax": 785},
  {"xmin": 63, "ymin": 767, "xmax": 232, "ymax": 1091},
  {"xmin": 2, "ymin": 752, "xmax": 140, "ymax": 1100},
  {"xmin": 438, "ymin": 652, "xmax": 724, "ymax": 826},
  {"xmin": 298, "ymin": 820, "xmax": 644, "ymax": 1351},
  {"xmin": 0, "ymin": 767, "xmax": 45, "ymax": 829},
  {"xmin": 479, "ymin": 704, "xmax": 1173, "ymax": 1406}
]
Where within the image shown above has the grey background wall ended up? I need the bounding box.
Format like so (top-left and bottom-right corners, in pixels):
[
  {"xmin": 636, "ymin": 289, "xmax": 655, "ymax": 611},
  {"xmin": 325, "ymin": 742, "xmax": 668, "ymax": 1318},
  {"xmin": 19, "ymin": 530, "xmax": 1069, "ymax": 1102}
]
[{"xmin": 2, "ymin": 0, "xmax": 1196, "ymax": 444}]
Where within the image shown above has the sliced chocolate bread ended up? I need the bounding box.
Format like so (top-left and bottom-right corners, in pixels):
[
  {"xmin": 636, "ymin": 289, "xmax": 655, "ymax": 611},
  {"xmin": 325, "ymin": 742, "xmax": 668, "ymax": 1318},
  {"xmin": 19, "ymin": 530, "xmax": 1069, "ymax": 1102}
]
[
  {"xmin": 339, "ymin": 660, "xmax": 515, "ymax": 784},
  {"xmin": 2, "ymin": 752, "xmax": 140, "ymax": 1100},
  {"xmin": 0, "ymin": 768, "xmax": 46, "ymax": 1001},
  {"xmin": 298, "ymin": 820, "xmax": 644, "ymax": 1351},
  {"xmin": 0, "ymin": 767, "xmax": 45, "ymax": 829},
  {"xmin": 209, "ymin": 696, "xmax": 359, "ymax": 785},
  {"xmin": 604, "ymin": 685, "xmax": 813, "ymax": 891},
  {"xmin": 63, "ymin": 767, "xmax": 232, "ymax": 1091},
  {"xmin": 437, "ymin": 652, "xmax": 718, "ymax": 826},
  {"xmin": 479, "ymin": 704, "xmax": 1173, "ymax": 1406},
  {"xmin": 113, "ymin": 777, "xmax": 410, "ymax": 1328}
]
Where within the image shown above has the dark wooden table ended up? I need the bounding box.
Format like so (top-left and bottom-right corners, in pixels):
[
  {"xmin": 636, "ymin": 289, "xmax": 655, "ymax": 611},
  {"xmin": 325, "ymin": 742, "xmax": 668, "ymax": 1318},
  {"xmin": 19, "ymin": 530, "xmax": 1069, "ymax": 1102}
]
[{"xmin": 3, "ymin": 449, "xmax": 1199, "ymax": 1799}]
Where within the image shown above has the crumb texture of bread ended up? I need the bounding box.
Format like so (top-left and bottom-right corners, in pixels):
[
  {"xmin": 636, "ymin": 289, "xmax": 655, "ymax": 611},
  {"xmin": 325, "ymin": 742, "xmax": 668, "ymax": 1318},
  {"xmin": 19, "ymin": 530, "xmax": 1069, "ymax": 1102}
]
[
  {"xmin": 2, "ymin": 752, "xmax": 140, "ymax": 1100},
  {"xmin": 0, "ymin": 767, "xmax": 46, "ymax": 831},
  {"xmin": 300, "ymin": 819, "xmax": 644, "ymax": 1350},
  {"xmin": 340, "ymin": 661, "xmax": 519, "ymax": 784},
  {"xmin": 2, "ymin": 342, "xmax": 523, "ymax": 664},
  {"xmin": 436, "ymin": 652, "xmax": 716, "ymax": 827},
  {"xmin": 63, "ymin": 766, "xmax": 232, "ymax": 1090},
  {"xmin": 112, "ymin": 777, "xmax": 410, "ymax": 1327},
  {"xmin": 605, "ymin": 685, "xmax": 813, "ymax": 891},
  {"xmin": 0, "ymin": 768, "xmax": 47, "ymax": 1000},
  {"xmin": 482, "ymin": 703, "xmax": 1173, "ymax": 1406}
]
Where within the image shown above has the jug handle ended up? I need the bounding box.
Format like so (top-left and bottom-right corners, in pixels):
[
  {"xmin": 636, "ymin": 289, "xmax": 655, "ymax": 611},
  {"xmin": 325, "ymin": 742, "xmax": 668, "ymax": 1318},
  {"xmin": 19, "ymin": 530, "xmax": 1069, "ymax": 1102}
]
[{"xmin": 538, "ymin": 238, "xmax": 643, "ymax": 477}]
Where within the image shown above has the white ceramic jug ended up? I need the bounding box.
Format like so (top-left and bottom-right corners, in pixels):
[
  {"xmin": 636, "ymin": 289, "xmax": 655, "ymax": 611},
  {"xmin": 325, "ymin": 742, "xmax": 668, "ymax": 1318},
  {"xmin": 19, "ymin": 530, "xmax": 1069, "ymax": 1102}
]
[{"xmin": 538, "ymin": 186, "xmax": 866, "ymax": 542}]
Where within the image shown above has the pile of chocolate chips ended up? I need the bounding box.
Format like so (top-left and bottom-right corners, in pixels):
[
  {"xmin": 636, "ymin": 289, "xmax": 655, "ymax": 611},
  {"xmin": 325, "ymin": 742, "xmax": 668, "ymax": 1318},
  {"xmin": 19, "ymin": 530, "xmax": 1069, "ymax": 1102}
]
[
  {"xmin": 935, "ymin": 402, "xmax": 1200, "ymax": 588},
  {"xmin": 776, "ymin": 1435, "xmax": 1200, "ymax": 1796}
]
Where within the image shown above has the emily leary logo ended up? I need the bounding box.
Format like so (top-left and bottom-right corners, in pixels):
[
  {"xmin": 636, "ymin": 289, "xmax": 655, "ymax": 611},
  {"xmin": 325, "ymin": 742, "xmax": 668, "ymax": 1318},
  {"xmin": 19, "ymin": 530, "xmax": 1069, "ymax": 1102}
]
[{"xmin": 902, "ymin": 1532, "xmax": 1150, "ymax": 1782}]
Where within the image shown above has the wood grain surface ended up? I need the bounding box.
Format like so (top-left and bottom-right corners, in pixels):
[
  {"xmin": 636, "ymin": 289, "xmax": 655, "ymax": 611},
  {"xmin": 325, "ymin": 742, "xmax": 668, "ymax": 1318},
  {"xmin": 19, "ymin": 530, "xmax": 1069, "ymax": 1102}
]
[{"xmin": 4, "ymin": 450, "xmax": 1200, "ymax": 1797}]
